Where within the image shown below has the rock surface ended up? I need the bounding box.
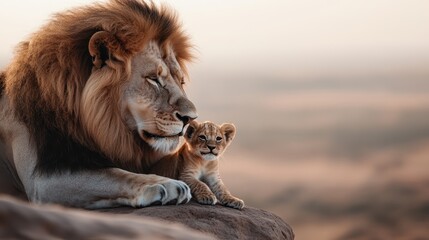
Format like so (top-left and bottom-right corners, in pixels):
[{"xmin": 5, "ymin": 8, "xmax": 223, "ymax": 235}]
[
  {"xmin": 97, "ymin": 200, "xmax": 295, "ymax": 240},
  {"xmin": 0, "ymin": 195, "xmax": 294, "ymax": 240},
  {"xmin": 0, "ymin": 195, "xmax": 212, "ymax": 240}
]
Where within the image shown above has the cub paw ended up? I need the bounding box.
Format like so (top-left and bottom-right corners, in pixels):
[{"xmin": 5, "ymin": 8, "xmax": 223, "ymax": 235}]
[
  {"xmin": 221, "ymin": 197, "xmax": 245, "ymax": 210},
  {"xmin": 195, "ymin": 192, "xmax": 217, "ymax": 205}
]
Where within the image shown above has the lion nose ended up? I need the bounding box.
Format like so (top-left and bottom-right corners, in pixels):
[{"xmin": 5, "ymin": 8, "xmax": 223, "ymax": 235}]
[
  {"xmin": 174, "ymin": 97, "xmax": 198, "ymax": 125},
  {"xmin": 208, "ymin": 146, "xmax": 216, "ymax": 151},
  {"xmin": 176, "ymin": 112, "xmax": 193, "ymax": 126}
]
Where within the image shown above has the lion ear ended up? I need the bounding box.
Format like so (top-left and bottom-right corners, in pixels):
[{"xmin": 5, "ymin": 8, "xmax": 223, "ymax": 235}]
[
  {"xmin": 88, "ymin": 31, "xmax": 121, "ymax": 69},
  {"xmin": 221, "ymin": 123, "xmax": 236, "ymax": 143},
  {"xmin": 185, "ymin": 120, "xmax": 199, "ymax": 139}
]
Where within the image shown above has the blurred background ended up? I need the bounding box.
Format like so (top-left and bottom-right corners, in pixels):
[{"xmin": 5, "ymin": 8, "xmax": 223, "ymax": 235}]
[{"xmin": 1, "ymin": 0, "xmax": 429, "ymax": 239}]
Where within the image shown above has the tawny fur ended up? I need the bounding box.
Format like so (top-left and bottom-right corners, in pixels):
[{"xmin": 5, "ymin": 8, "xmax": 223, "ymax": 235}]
[
  {"xmin": 150, "ymin": 121, "xmax": 245, "ymax": 209},
  {"xmin": 0, "ymin": 0, "xmax": 197, "ymax": 208},
  {"xmin": 4, "ymin": 0, "xmax": 192, "ymax": 170}
]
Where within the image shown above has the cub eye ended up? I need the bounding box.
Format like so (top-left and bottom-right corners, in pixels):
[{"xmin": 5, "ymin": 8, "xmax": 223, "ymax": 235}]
[
  {"xmin": 145, "ymin": 76, "xmax": 161, "ymax": 87},
  {"xmin": 216, "ymin": 136, "xmax": 223, "ymax": 142},
  {"xmin": 198, "ymin": 135, "xmax": 207, "ymax": 141}
]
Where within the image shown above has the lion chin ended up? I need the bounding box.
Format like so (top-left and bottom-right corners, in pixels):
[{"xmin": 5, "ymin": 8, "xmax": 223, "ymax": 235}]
[{"xmin": 141, "ymin": 131, "xmax": 183, "ymax": 154}]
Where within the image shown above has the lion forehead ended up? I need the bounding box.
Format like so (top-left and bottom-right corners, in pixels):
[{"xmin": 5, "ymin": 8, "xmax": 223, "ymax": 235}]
[{"xmin": 131, "ymin": 42, "xmax": 183, "ymax": 83}]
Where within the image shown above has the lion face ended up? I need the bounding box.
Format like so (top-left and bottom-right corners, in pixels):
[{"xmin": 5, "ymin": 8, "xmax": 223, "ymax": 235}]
[
  {"xmin": 185, "ymin": 121, "xmax": 236, "ymax": 161},
  {"xmin": 82, "ymin": 30, "xmax": 197, "ymax": 162},
  {"xmin": 124, "ymin": 41, "xmax": 197, "ymax": 153}
]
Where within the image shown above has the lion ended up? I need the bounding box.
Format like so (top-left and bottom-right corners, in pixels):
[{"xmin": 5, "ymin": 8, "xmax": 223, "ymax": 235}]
[
  {"xmin": 0, "ymin": 0, "xmax": 199, "ymax": 208},
  {"xmin": 149, "ymin": 121, "xmax": 245, "ymax": 209}
]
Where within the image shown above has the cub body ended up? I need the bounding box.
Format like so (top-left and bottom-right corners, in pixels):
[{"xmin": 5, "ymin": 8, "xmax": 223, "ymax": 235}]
[{"xmin": 149, "ymin": 121, "xmax": 244, "ymax": 209}]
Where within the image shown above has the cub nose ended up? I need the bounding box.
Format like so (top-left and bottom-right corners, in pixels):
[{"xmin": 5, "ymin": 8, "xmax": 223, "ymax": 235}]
[{"xmin": 208, "ymin": 146, "xmax": 216, "ymax": 151}]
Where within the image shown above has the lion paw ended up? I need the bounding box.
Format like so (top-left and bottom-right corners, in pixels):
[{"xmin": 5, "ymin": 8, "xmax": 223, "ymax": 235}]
[
  {"xmin": 195, "ymin": 192, "xmax": 217, "ymax": 205},
  {"xmin": 134, "ymin": 179, "xmax": 191, "ymax": 207},
  {"xmin": 160, "ymin": 179, "xmax": 192, "ymax": 205},
  {"xmin": 221, "ymin": 197, "xmax": 245, "ymax": 210}
]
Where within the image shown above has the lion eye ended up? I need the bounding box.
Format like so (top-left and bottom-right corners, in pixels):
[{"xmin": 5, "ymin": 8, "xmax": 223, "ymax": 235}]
[
  {"xmin": 216, "ymin": 136, "xmax": 223, "ymax": 142},
  {"xmin": 145, "ymin": 76, "xmax": 162, "ymax": 87},
  {"xmin": 198, "ymin": 135, "xmax": 207, "ymax": 141}
]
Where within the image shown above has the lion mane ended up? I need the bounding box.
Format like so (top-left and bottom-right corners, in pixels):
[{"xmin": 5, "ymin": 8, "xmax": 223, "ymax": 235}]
[{"xmin": 3, "ymin": 0, "xmax": 192, "ymax": 174}]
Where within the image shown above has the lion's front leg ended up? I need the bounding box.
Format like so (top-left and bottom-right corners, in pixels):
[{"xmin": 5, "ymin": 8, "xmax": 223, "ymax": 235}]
[{"xmin": 31, "ymin": 168, "xmax": 191, "ymax": 209}]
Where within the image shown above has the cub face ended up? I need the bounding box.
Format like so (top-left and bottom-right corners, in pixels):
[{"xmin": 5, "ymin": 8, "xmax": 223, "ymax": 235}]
[{"xmin": 185, "ymin": 121, "xmax": 236, "ymax": 161}]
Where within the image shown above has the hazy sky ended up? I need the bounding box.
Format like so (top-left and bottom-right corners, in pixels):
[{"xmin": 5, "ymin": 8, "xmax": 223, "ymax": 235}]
[{"xmin": 1, "ymin": 0, "xmax": 429, "ymax": 72}]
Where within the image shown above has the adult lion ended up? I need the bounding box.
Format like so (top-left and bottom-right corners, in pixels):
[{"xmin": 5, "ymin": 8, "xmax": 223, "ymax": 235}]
[{"xmin": 0, "ymin": 0, "xmax": 198, "ymax": 208}]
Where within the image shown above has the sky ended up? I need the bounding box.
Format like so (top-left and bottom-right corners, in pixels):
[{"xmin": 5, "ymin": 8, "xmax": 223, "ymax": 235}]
[{"xmin": 1, "ymin": 0, "xmax": 429, "ymax": 71}]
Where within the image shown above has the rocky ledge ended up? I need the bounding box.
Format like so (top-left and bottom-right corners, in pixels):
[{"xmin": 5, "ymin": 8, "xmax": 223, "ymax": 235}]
[
  {"xmin": 97, "ymin": 201, "xmax": 294, "ymax": 239},
  {"xmin": 0, "ymin": 196, "xmax": 294, "ymax": 239}
]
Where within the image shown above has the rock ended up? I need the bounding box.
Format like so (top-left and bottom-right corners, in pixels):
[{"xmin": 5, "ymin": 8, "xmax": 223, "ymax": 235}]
[
  {"xmin": 97, "ymin": 200, "xmax": 295, "ymax": 240},
  {"xmin": 0, "ymin": 195, "xmax": 213, "ymax": 240},
  {"xmin": 0, "ymin": 195, "xmax": 294, "ymax": 240}
]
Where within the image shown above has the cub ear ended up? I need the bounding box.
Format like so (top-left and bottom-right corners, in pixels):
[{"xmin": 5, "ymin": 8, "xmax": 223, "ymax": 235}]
[
  {"xmin": 185, "ymin": 120, "xmax": 199, "ymax": 139},
  {"xmin": 88, "ymin": 31, "xmax": 122, "ymax": 69},
  {"xmin": 221, "ymin": 123, "xmax": 236, "ymax": 143}
]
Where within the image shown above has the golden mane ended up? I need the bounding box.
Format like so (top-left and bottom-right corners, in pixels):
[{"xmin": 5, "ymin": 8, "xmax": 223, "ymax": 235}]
[
  {"xmin": 4, "ymin": 0, "xmax": 192, "ymax": 172},
  {"xmin": 0, "ymin": 72, "xmax": 4, "ymax": 97}
]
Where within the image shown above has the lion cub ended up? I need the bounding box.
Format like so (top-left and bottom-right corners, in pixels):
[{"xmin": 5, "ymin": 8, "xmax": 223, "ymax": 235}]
[{"xmin": 149, "ymin": 121, "xmax": 244, "ymax": 209}]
